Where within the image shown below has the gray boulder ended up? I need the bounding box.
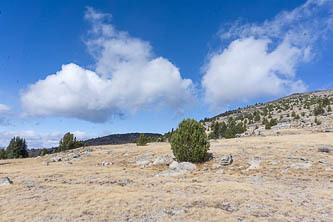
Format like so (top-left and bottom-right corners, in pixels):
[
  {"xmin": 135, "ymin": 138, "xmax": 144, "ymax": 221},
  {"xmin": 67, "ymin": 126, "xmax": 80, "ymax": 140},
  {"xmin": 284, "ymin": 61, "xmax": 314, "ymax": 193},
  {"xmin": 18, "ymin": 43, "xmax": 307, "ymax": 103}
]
[
  {"xmin": 290, "ymin": 162, "xmax": 312, "ymax": 169},
  {"xmin": 136, "ymin": 153, "xmax": 155, "ymax": 168},
  {"xmin": 247, "ymin": 157, "xmax": 261, "ymax": 170},
  {"xmin": 62, "ymin": 161, "xmax": 73, "ymax": 166},
  {"xmin": 219, "ymin": 154, "xmax": 233, "ymax": 166},
  {"xmin": 153, "ymin": 155, "xmax": 174, "ymax": 166},
  {"xmin": 216, "ymin": 168, "xmax": 225, "ymax": 173},
  {"xmin": 68, "ymin": 153, "xmax": 80, "ymax": 159},
  {"xmin": 156, "ymin": 169, "xmax": 188, "ymax": 177},
  {"xmin": 156, "ymin": 161, "xmax": 197, "ymax": 177},
  {"xmin": 1, "ymin": 177, "xmax": 13, "ymax": 186},
  {"xmin": 318, "ymin": 145, "xmax": 332, "ymax": 153},
  {"xmin": 22, "ymin": 180, "xmax": 41, "ymax": 185},
  {"xmin": 50, "ymin": 156, "xmax": 62, "ymax": 162},
  {"xmin": 169, "ymin": 161, "xmax": 196, "ymax": 171},
  {"xmin": 102, "ymin": 161, "xmax": 112, "ymax": 166}
]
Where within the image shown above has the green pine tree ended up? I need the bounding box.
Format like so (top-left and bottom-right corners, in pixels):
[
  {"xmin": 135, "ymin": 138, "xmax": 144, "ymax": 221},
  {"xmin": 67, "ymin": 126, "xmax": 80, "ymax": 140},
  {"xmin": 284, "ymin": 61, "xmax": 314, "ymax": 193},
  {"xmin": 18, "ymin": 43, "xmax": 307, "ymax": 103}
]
[
  {"xmin": 0, "ymin": 149, "xmax": 6, "ymax": 159},
  {"xmin": 170, "ymin": 119, "xmax": 210, "ymax": 162},
  {"xmin": 6, "ymin": 137, "xmax": 28, "ymax": 159},
  {"xmin": 58, "ymin": 133, "xmax": 83, "ymax": 152}
]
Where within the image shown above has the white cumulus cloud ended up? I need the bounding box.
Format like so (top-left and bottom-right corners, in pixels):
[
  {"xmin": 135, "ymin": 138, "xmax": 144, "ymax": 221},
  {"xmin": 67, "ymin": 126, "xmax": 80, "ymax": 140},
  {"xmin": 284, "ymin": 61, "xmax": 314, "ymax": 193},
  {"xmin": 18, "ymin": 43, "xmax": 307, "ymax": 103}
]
[
  {"xmin": 202, "ymin": 0, "xmax": 333, "ymax": 109},
  {"xmin": 21, "ymin": 8, "xmax": 194, "ymax": 123}
]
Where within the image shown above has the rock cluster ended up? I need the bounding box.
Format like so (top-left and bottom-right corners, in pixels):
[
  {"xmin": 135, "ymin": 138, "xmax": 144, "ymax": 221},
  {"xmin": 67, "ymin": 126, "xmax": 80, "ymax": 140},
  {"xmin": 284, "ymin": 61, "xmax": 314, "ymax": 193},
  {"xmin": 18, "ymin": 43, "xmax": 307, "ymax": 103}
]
[
  {"xmin": 47, "ymin": 148, "xmax": 92, "ymax": 164},
  {"xmin": 135, "ymin": 152, "xmax": 155, "ymax": 168},
  {"xmin": 156, "ymin": 161, "xmax": 197, "ymax": 177}
]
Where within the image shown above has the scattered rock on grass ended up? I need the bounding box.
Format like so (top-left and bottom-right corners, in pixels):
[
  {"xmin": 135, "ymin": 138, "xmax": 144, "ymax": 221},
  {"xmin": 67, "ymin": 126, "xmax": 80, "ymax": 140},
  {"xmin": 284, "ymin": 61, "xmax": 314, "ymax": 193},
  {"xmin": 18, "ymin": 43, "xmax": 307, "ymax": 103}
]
[
  {"xmin": 62, "ymin": 161, "xmax": 73, "ymax": 166},
  {"xmin": 102, "ymin": 161, "xmax": 112, "ymax": 166},
  {"xmin": 50, "ymin": 156, "xmax": 62, "ymax": 162},
  {"xmin": 153, "ymin": 154, "xmax": 174, "ymax": 166},
  {"xmin": 156, "ymin": 161, "xmax": 197, "ymax": 177},
  {"xmin": 290, "ymin": 162, "xmax": 312, "ymax": 169},
  {"xmin": 216, "ymin": 168, "xmax": 225, "ymax": 173},
  {"xmin": 219, "ymin": 154, "xmax": 233, "ymax": 166},
  {"xmin": 247, "ymin": 157, "xmax": 261, "ymax": 170},
  {"xmin": 42, "ymin": 161, "xmax": 49, "ymax": 166},
  {"xmin": 318, "ymin": 145, "xmax": 332, "ymax": 153},
  {"xmin": 169, "ymin": 161, "xmax": 196, "ymax": 171},
  {"xmin": 1, "ymin": 177, "xmax": 13, "ymax": 186}
]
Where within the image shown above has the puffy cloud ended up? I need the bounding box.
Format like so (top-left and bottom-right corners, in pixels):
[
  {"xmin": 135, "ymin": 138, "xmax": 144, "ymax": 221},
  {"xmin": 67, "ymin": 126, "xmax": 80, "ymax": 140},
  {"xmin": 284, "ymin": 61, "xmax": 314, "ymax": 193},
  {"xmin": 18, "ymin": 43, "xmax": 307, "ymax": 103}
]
[
  {"xmin": 21, "ymin": 8, "xmax": 193, "ymax": 122},
  {"xmin": 0, "ymin": 130, "xmax": 90, "ymax": 148},
  {"xmin": 203, "ymin": 0, "xmax": 333, "ymax": 109}
]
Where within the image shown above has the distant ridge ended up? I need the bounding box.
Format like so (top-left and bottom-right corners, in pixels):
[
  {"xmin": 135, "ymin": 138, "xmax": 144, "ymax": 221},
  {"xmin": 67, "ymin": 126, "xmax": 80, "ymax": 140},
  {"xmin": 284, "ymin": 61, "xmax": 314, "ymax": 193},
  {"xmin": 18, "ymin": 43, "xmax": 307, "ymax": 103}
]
[{"xmin": 84, "ymin": 133, "xmax": 162, "ymax": 146}]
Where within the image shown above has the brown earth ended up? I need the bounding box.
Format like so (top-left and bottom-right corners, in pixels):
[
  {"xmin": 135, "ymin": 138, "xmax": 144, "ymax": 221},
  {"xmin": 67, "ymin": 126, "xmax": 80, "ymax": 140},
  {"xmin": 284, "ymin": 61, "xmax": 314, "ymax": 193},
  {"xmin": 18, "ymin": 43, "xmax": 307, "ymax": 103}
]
[{"xmin": 1, "ymin": 128, "xmax": 332, "ymax": 222}]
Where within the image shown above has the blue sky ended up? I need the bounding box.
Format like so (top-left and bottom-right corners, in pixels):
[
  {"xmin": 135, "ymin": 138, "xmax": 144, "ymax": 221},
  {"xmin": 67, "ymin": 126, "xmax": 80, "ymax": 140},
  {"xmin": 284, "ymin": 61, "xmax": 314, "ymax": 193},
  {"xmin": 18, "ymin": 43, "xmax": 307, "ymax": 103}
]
[{"xmin": 0, "ymin": 0, "xmax": 333, "ymax": 148}]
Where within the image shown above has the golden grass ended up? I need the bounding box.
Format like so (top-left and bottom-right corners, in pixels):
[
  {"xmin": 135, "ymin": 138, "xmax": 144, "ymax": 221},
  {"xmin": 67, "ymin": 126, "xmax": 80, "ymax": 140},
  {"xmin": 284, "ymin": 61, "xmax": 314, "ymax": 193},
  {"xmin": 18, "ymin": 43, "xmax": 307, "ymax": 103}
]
[{"xmin": 0, "ymin": 129, "xmax": 332, "ymax": 221}]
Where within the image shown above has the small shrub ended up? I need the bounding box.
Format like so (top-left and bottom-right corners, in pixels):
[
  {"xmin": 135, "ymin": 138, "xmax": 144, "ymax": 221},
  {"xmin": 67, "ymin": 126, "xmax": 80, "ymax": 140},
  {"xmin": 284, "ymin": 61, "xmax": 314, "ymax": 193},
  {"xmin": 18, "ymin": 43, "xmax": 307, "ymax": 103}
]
[
  {"xmin": 136, "ymin": 134, "xmax": 148, "ymax": 146},
  {"xmin": 314, "ymin": 105, "xmax": 325, "ymax": 116},
  {"xmin": 292, "ymin": 111, "xmax": 296, "ymax": 118},
  {"xmin": 270, "ymin": 118, "xmax": 278, "ymax": 126},
  {"xmin": 170, "ymin": 119, "xmax": 210, "ymax": 163},
  {"xmin": 314, "ymin": 117, "xmax": 322, "ymax": 125},
  {"xmin": 265, "ymin": 123, "xmax": 271, "ymax": 130}
]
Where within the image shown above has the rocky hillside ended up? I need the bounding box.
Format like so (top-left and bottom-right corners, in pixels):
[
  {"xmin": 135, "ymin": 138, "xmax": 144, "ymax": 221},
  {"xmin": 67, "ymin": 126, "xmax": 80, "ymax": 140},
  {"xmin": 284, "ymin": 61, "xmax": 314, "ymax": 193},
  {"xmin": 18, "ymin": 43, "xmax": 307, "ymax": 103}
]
[{"xmin": 201, "ymin": 89, "xmax": 333, "ymax": 138}]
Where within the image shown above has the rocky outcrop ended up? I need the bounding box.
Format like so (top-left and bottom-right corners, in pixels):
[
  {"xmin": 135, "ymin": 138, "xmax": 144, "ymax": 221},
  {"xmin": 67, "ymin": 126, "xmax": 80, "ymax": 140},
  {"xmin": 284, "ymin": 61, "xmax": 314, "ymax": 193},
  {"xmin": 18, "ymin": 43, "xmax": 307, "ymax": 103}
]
[{"xmin": 156, "ymin": 161, "xmax": 197, "ymax": 177}]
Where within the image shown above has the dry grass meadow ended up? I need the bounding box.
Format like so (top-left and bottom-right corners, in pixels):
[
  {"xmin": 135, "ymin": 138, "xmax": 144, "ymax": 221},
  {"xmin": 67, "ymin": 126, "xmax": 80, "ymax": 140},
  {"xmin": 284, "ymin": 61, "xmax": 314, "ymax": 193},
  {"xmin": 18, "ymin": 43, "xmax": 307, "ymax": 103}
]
[{"xmin": 1, "ymin": 129, "xmax": 333, "ymax": 221}]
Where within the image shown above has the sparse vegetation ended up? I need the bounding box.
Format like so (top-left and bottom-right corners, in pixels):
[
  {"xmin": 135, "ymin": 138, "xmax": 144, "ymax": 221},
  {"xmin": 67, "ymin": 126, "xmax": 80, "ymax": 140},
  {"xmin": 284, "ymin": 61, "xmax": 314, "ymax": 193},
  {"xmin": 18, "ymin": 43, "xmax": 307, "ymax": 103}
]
[
  {"xmin": 315, "ymin": 117, "xmax": 322, "ymax": 125},
  {"xmin": 136, "ymin": 134, "xmax": 148, "ymax": 146},
  {"xmin": 314, "ymin": 105, "xmax": 325, "ymax": 116}
]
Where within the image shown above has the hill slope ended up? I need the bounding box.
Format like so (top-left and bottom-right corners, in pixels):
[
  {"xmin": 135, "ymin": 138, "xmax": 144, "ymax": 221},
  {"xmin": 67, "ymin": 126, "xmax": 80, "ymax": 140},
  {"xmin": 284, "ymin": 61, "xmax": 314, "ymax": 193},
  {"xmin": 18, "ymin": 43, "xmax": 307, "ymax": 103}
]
[
  {"xmin": 84, "ymin": 133, "xmax": 162, "ymax": 146},
  {"xmin": 201, "ymin": 89, "xmax": 333, "ymax": 138}
]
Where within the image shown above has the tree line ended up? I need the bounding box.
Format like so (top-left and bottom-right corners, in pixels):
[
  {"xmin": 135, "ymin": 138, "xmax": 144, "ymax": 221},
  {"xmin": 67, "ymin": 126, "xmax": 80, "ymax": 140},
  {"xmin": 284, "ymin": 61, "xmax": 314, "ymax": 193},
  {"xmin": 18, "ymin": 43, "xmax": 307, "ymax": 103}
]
[{"xmin": 0, "ymin": 132, "xmax": 83, "ymax": 160}]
